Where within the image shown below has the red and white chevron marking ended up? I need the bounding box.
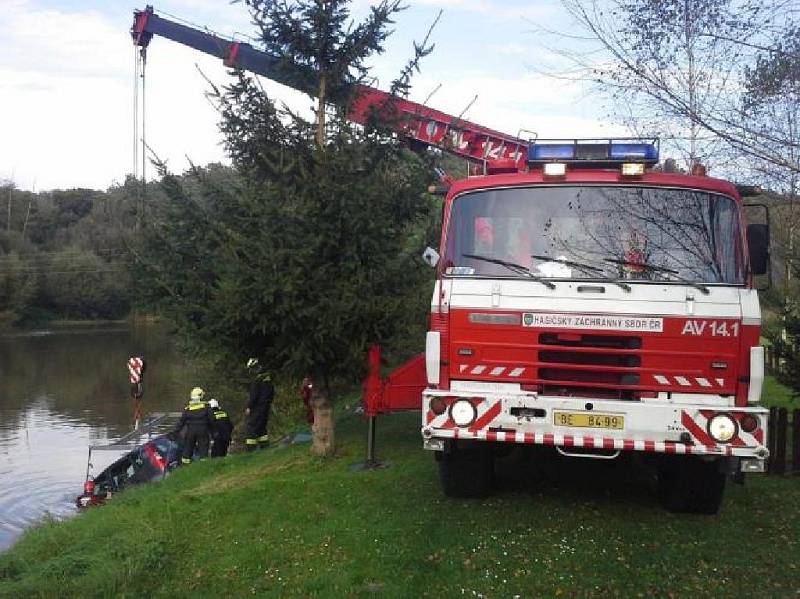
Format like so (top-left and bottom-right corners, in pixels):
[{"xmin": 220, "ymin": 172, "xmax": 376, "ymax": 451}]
[
  {"xmin": 457, "ymin": 364, "xmax": 526, "ymax": 377},
  {"xmin": 433, "ymin": 427, "xmax": 737, "ymax": 456},
  {"xmin": 682, "ymin": 409, "xmax": 765, "ymax": 448},
  {"xmin": 425, "ymin": 397, "xmax": 501, "ymax": 431},
  {"xmin": 128, "ymin": 357, "xmax": 144, "ymax": 384},
  {"xmin": 425, "ymin": 402, "xmax": 765, "ymax": 458},
  {"xmin": 653, "ymin": 374, "xmax": 724, "ymax": 388},
  {"xmin": 455, "ymin": 368, "xmax": 727, "ymax": 388}
]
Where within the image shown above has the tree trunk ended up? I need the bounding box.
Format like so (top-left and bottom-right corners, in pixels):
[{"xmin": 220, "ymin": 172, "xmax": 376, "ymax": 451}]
[
  {"xmin": 315, "ymin": 74, "xmax": 327, "ymax": 150},
  {"xmin": 310, "ymin": 385, "xmax": 335, "ymax": 457}
]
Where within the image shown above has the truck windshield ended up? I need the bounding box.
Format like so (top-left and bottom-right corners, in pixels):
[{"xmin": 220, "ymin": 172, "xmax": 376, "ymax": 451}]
[{"xmin": 443, "ymin": 186, "xmax": 745, "ymax": 285}]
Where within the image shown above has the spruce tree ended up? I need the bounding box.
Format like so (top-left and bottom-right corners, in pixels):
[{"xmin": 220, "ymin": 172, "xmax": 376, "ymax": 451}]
[
  {"xmin": 246, "ymin": 0, "xmax": 404, "ymax": 148},
  {"xmin": 137, "ymin": 0, "xmax": 439, "ymax": 454}
]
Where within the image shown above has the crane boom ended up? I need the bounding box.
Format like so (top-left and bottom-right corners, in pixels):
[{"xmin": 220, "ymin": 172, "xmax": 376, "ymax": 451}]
[{"xmin": 131, "ymin": 5, "xmax": 531, "ymax": 170}]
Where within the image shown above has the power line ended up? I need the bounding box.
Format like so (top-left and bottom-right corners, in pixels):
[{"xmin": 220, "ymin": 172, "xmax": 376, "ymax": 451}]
[
  {"xmin": 0, "ymin": 255, "xmax": 127, "ymax": 262},
  {"xmin": 0, "ymin": 268, "xmax": 126, "ymax": 275},
  {"xmin": 0, "ymin": 249, "xmax": 127, "ymax": 258}
]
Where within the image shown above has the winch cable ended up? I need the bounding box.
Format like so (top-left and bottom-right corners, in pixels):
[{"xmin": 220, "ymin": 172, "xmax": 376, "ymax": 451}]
[
  {"xmin": 131, "ymin": 44, "xmax": 149, "ymax": 393},
  {"xmin": 140, "ymin": 47, "xmax": 147, "ymax": 209},
  {"xmin": 132, "ymin": 44, "xmax": 148, "ymax": 229},
  {"xmin": 132, "ymin": 45, "xmax": 139, "ymax": 180}
]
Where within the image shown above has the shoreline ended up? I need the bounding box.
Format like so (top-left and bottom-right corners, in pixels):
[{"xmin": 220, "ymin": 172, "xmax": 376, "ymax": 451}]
[{"xmin": 0, "ymin": 315, "xmax": 159, "ymax": 335}]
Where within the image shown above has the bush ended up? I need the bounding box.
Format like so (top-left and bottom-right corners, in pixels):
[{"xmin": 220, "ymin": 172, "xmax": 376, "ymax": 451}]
[{"xmin": 766, "ymin": 312, "xmax": 800, "ymax": 401}]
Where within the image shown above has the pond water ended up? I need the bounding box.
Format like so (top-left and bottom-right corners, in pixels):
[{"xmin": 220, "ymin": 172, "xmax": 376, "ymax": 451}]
[{"xmin": 0, "ymin": 324, "xmax": 195, "ymax": 551}]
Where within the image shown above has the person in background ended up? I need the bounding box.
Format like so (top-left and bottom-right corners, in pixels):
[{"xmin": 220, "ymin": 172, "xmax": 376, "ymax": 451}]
[
  {"xmin": 301, "ymin": 376, "xmax": 314, "ymax": 425},
  {"xmin": 173, "ymin": 387, "xmax": 213, "ymax": 464},
  {"xmin": 208, "ymin": 398, "xmax": 234, "ymax": 457},
  {"xmin": 244, "ymin": 358, "xmax": 274, "ymax": 450}
]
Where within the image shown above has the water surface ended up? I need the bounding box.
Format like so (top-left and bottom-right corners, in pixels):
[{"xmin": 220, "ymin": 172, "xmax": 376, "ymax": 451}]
[{"xmin": 0, "ymin": 324, "xmax": 194, "ymax": 551}]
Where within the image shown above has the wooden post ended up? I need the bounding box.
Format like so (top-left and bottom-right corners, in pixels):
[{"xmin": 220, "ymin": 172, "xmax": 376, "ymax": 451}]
[
  {"xmin": 792, "ymin": 409, "xmax": 800, "ymax": 475},
  {"xmin": 774, "ymin": 407, "xmax": 788, "ymax": 476}
]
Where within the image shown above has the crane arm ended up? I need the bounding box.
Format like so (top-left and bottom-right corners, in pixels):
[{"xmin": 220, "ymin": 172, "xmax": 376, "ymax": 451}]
[{"xmin": 132, "ymin": 5, "xmax": 531, "ymax": 169}]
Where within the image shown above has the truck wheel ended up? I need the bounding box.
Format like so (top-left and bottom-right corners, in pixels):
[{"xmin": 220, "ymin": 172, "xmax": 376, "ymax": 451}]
[
  {"xmin": 438, "ymin": 443, "xmax": 493, "ymax": 498},
  {"xmin": 658, "ymin": 457, "xmax": 726, "ymax": 514}
]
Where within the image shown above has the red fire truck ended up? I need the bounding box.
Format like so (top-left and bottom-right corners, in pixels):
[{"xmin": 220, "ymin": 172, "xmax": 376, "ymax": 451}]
[
  {"xmin": 133, "ymin": 8, "xmax": 770, "ymax": 514},
  {"xmin": 363, "ymin": 141, "xmax": 770, "ymax": 514},
  {"xmin": 412, "ymin": 142, "xmax": 770, "ymax": 514}
]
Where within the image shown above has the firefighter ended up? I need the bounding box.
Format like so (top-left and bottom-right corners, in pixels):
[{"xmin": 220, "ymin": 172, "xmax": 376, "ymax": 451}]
[
  {"xmin": 173, "ymin": 387, "xmax": 213, "ymax": 464},
  {"xmin": 208, "ymin": 398, "xmax": 234, "ymax": 457},
  {"xmin": 301, "ymin": 376, "xmax": 314, "ymax": 425},
  {"xmin": 244, "ymin": 358, "xmax": 274, "ymax": 450}
]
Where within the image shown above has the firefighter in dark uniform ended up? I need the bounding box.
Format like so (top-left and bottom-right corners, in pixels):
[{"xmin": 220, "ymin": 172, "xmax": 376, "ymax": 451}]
[
  {"xmin": 208, "ymin": 398, "xmax": 234, "ymax": 457},
  {"xmin": 244, "ymin": 358, "xmax": 274, "ymax": 450},
  {"xmin": 173, "ymin": 387, "xmax": 214, "ymax": 464}
]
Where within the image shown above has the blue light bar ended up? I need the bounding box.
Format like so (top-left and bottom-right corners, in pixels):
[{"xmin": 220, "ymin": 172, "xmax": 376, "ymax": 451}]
[
  {"xmin": 527, "ymin": 139, "xmax": 660, "ymax": 166},
  {"xmin": 529, "ymin": 144, "xmax": 575, "ymax": 161},
  {"xmin": 609, "ymin": 143, "xmax": 659, "ymax": 161}
]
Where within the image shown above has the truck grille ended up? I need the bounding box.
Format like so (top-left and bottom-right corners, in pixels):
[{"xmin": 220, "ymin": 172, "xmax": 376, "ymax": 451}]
[
  {"xmin": 539, "ymin": 350, "xmax": 641, "ymax": 367},
  {"xmin": 539, "ymin": 333, "xmax": 642, "ymax": 349},
  {"xmin": 536, "ymin": 333, "xmax": 643, "ymax": 399}
]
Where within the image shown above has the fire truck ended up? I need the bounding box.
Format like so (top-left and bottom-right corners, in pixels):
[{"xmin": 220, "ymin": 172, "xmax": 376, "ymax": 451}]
[
  {"xmin": 133, "ymin": 6, "xmax": 771, "ymax": 514},
  {"xmin": 419, "ymin": 149, "xmax": 771, "ymax": 514}
]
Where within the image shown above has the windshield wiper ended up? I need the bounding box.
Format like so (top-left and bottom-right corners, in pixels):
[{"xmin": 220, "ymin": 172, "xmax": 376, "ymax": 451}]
[
  {"xmin": 603, "ymin": 258, "xmax": 710, "ymax": 295},
  {"xmin": 462, "ymin": 253, "xmax": 556, "ymax": 289},
  {"xmin": 531, "ymin": 254, "xmax": 631, "ymax": 292}
]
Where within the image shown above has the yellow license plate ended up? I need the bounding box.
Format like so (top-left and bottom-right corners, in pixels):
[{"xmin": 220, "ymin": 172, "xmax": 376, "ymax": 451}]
[{"xmin": 553, "ymin": 411, "xmax": 624, "ymax": 430}]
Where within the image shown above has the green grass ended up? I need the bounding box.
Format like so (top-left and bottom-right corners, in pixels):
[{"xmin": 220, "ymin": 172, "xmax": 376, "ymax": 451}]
[
  {"xmin": 2, "ymin": 410, "xmax": 800, "ymax": 598},
  {"xmin": 762, "ymin": 375, "xmax": 797, "ymax": 409}
]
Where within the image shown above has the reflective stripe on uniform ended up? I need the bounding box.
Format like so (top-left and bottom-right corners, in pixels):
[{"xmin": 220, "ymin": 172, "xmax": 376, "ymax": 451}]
[
  {"xmin": 187, "ymin": 402, "xmax": 207, "ymax": 411},
  {"xmin": 181, "ymin": 457, "xmax": 192, "ymax": 464},
  {"xmin": 245, "ymin": 438, "xmax": 258, "ymax": 445},
  {"xmin": 215, "ymin": 411, "xmax": 228, "ymax": 419},
  {"xmin": 257, "ymin": 434, "xmax": 270, "ymax": 442}
]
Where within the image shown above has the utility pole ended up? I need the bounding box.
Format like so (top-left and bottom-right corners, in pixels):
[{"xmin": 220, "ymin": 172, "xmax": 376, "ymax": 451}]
[
  {"xmin": 22, "ymin": 199, "xmax": 31, "ymax": 239},
  {"xmin": 6, "ymin": 185, "xmax": 11, "ymax": 233}
]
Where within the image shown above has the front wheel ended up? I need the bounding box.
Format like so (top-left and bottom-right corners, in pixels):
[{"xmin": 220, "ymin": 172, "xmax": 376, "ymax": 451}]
[
  {"xmin": 437, "ymin": 442, "xmax": 494, "ymax": 498},
  {"xmin": 657, "ymin": 456, "xmax": 726, "ymax": 514}
]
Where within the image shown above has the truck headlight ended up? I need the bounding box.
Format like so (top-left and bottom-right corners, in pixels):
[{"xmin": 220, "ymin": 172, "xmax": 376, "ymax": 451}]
[
  {"xmin": 707, "ymin": 413, "xmax": 738, "ymax": 443},
  {"xmin": 450, "ymin": 399, "xmax": 477, "ymax": 427}
]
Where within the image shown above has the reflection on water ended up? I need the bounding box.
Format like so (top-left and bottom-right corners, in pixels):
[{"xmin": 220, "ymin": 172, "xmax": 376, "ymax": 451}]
[{"xmin": 0, "ymin": 324, "xmax": 194, "ymax": 551}]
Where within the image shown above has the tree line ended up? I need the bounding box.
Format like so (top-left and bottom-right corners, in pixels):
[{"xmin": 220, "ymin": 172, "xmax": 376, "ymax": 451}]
[{"xmin": 0, "ymin": 179, "xmax": 139, "ymax": 323}]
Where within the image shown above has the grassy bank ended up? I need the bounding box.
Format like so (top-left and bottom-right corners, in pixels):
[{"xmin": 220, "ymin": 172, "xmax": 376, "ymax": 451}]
[{"xmin": 2, "ymin": 392, "xmax": 800, "ymax": 598}]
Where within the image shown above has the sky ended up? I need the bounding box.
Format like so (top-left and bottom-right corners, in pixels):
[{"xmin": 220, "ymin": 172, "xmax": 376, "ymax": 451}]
[{"xmin": 0, "ymin": 0, "xmax": 626, "ymax": 191}]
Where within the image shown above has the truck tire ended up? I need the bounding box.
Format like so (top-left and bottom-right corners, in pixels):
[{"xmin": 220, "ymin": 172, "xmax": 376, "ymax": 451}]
[
  {"xmin": 438, "ymin": 443, "xmax": 493, "ymax": 498},
  {"xmin": 658, "ymin": 456, "xmax": 726, "ymax": 514}
]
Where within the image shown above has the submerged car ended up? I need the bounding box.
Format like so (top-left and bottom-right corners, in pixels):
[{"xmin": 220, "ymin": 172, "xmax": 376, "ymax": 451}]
[{"xmin": 76, "ymin": 433, "xmax": 183, "ymax": 508}]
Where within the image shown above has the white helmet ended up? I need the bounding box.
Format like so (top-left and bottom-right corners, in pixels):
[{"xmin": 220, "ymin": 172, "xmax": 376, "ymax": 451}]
[
  {"xmin": 190, "ymin": 387, "xmax": 205, "ymax": 401},
  {"xmin": 246, "ymin": 357, "xmax": 259, "ymax": 369},
  {"xmin": 208, "ymin": 398, "xmax": 219, "ymax": 409}
]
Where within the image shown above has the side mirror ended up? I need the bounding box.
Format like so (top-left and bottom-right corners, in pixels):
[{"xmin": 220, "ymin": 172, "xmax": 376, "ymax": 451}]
[
  {"xmin": 422, "ymin": 247, "xmax": 440, "ymax": 268},
  {"xmin": 747, "ymin": 223, "xmax": 769, "ymax": 275}
]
